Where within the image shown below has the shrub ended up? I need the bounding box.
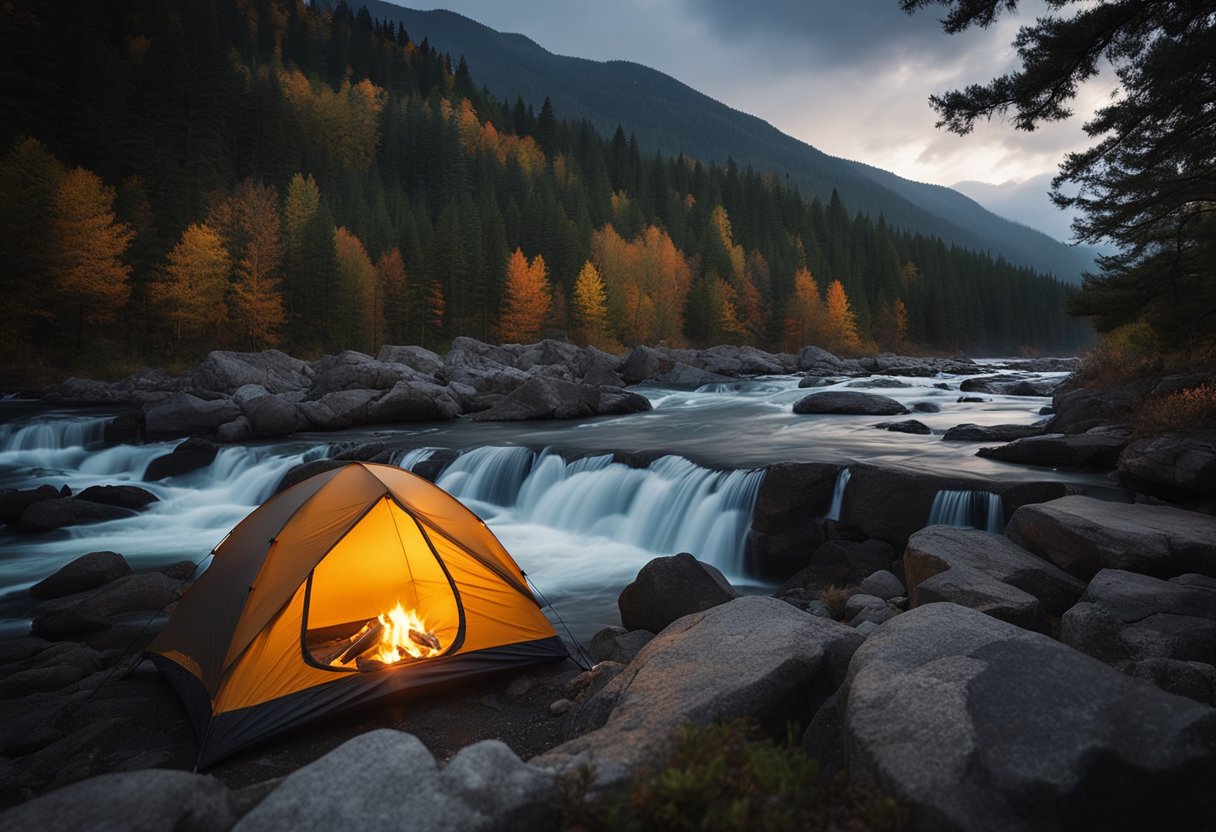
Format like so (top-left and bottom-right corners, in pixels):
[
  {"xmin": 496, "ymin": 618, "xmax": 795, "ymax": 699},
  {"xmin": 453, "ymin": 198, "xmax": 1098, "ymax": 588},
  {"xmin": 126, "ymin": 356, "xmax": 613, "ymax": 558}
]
[
  {"xmin": 1074, "ymin": 323, "xmax": 1162, "ymax": 389},
  {"xmin": 1132, "ymin": 383, "xmax": 1216, "ymax": 437},
  {"xmin": 561, "ymin": 719, "xmax": 906, "ymax": 832}
]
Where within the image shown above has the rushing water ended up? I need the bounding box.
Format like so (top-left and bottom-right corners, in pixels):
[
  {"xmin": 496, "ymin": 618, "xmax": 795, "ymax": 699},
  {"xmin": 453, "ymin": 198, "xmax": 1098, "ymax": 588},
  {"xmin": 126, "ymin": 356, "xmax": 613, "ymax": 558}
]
[
  {"xmin": 0, "ymin": 366, "xmax": 1107, "ymax": 641},
  {"xmin": 926, "ymin": 489, "xmax": 1006, "ymax": 533}
]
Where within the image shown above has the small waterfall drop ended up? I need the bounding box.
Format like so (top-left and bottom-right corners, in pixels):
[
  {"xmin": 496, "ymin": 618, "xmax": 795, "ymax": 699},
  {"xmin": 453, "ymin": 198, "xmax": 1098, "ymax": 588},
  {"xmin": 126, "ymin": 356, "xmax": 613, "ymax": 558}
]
[
  {"xmin": 926, "ymin": 489, "xmax": 1005, "ymax": 533},
  {"xmin": 393, "ymin": 447, "xmax": 437, "ymax": 471},
  {"xmin": 436, "ymin": 446, "xmax": 535, "ymax": 507},
  {"xmin": 824, "ymin": 467, "xmax": 851, "ymax": 521},
  {"xmin": 0, "ymin": 416, "xmax": 109, "ymax": 452}
]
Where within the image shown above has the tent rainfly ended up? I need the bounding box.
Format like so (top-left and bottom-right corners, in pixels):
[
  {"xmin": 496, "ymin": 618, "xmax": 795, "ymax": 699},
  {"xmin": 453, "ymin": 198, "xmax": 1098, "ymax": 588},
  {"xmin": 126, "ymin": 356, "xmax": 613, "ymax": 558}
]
[{"xmin": 147, "ymin": 462, "xmax": 567, "ymax": 767}]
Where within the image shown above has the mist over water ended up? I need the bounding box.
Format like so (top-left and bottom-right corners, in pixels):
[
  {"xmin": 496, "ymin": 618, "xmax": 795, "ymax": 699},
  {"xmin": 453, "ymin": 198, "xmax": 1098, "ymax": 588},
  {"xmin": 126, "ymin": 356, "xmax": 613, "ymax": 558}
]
[{"xmin": 0, "ymin": 368, "xmax": 1105, "ymax": 640}]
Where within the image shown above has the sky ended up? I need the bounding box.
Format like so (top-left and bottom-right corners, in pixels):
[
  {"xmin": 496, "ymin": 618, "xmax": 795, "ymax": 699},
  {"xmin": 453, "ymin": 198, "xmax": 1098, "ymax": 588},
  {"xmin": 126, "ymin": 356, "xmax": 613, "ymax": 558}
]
[{"xmin": 394, "ymin": 0, "xmax": 1115, "ymax": 243}]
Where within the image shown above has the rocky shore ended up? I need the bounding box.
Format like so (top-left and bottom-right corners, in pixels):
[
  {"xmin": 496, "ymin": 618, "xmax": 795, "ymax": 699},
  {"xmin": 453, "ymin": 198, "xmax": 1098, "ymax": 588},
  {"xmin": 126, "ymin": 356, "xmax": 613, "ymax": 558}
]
[{"xmin": 3, "ymin": 341, "xmax": 1215, "ymax": 828}]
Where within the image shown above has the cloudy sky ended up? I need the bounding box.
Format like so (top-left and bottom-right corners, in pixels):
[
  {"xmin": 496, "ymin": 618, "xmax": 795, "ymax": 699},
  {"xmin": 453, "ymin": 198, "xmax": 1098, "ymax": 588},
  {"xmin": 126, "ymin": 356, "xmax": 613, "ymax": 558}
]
[{"xmin": 395, "ymin": 0, "xmax": 1114, "ymax": 243}]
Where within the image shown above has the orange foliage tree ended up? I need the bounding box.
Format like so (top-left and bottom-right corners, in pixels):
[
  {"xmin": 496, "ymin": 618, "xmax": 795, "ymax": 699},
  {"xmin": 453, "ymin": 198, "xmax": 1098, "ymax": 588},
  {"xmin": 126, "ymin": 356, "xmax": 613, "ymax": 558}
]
[
  {"xmin": 825, "ymin": 279, "xmax": 863, "ymax": 354},
  {"xmin": 211, "ymin": 180, "xmax": 285, "ymax": 350},
  {"xmin": 496, "ymin": 248, "xmax": 551, "ymax": 344},
  {"xmin": 375, "ymin": 247, "xmax": 407, "ymax": 347},
  {"xmin": 49, "ymin": 167, "xmax": 133, "ymax": 352},
  {"xmin": 590, "ymin": 224, "xmax": 691, "ymax": 346},
  {"xmin": 782, "ymin": 268, "xmax": 829, "ymax": 352},
  {"xmin": 154, "ymin": 223, "xmax": 230, "ymax": 356}
]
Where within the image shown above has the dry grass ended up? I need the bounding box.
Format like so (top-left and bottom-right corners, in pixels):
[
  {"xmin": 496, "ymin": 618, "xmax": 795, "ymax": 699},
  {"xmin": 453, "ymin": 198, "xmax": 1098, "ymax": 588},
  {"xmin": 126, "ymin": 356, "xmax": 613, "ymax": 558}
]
[
  {"xmin": 1132, "ymin": 383, "xmax": 1216, "ymax": 437},
  {"xmin": 819, "ymin": 585, "xmax": 855, "ymax": 620}
]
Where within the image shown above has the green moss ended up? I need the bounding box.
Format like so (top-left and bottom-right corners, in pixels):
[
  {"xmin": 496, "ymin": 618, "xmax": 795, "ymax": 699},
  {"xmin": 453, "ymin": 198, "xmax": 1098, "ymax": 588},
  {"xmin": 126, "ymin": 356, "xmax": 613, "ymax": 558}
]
[{"xmin": 561, "ymin": 718, "xmax": 907, "ymax": 832}]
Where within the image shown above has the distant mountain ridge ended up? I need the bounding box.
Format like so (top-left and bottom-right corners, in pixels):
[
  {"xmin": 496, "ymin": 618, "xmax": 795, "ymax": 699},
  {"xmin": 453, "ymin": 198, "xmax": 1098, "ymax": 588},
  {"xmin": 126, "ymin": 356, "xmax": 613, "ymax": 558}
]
[{"xmin": 360, "ymin": 1, "xmax": 1096, "ymax": 284}]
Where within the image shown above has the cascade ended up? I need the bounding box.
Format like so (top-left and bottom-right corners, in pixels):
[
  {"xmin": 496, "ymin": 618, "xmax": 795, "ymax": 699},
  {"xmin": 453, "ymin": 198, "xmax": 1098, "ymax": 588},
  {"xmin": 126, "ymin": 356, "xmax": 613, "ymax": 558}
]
[
  {"xmin": 436, "ymin": 446, "xmax": 536, "ymax": 508},
  {"xmin": 393, "ymin": 447, "xmax": 437, "ymax": 471},
  {"xmin": 926, "ymin": 489, "xmax": 1005, "ymax": 533},
  {"xmin": 824, "ymin": 467, "xmax": 852, "ymax": 521}
]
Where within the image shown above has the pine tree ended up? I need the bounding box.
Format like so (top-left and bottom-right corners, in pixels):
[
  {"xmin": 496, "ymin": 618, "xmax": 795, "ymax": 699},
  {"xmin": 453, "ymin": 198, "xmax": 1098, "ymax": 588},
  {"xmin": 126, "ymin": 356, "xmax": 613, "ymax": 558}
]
[
  {"xmin": 375, "ymin": 247, "xmax": 407, "ymax": 347},
  {"xmin": 496, "ymin": 248, "xmax": 551, "ymax": 344},
  {"xmin": 219, "ymin": 180, "xmax": 285, "ymax": 350}
]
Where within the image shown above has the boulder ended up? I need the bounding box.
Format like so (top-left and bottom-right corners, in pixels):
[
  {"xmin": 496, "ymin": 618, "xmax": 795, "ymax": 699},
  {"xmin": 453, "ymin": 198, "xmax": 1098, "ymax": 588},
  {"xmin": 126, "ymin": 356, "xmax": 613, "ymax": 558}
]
[
  {"xmin": 617, "ymin": 553, "xmax": 740, "ymax": 634},
  {"xmin": 589, "ymin": 627, "xmax": 655, "ymax": 665},
  {"xmin": 32, "ymin": 572, "xmax": 181, "ymax": 634},
  {"xmin": 860, "ymin": 570, "xmax": 905, "ymax": 600},
  {"xmin": 0, "ymin": 768, "xmax": 234, "ymax": 832},
  {"xmin": 846, "ymin": 376, "xmax": 913, "ymax": 389},
  {"xmin": 535, "ymin": 596, "xmax": 864, "ymax": 789},
  {"xmin": 215, "ymin": 416, "xmax": 252, "ymax": 443},
  {"xmin": 296, "ymin": 388, "xmax": 380, "ymax": 430},
  {"xmin": 835, "ymin": 602, "xmax": 1216, "ymax": 831},
  {"xmin": 797, "ymin": 375, "xmax": 840, "ymax": 388},
  {"xmin": 469, "ymin": 377, "xmax": 600, "ymax": 421},
  {"xmin": 845, "ymin": 593, "xmax": 896, "ymax": 626},
  {"xmin": 911, "ymin": 565, "xmax": 1047, "ymax": 633},
  {"xmin": 74, "ymin": 485, "xmax": 158, "ymax": 510},
  {"xmin": 444, "ymin": 346, "xmax": 532, "ymax": 394},
  {"xmin": 577, "ymin": 348, "xmax": 626, "ymax": 387},
  {"xmin": 595, "ymin": 387, "xmax": 652, "ymax": 416},
  {"xmin": 873, "ymin": 419, "xmax": 931, "ymax": 435},
  {"xmin": 977, "ymin": 427, "xmax": 1129, "ymax": 469},
  {"xmin": 959, "ymin": 374, "xmax": 1021, "ymax": 393},
  {"xmin": 1118, "ymin": 429, "xmax": 1216, "ymax": 498},
  {"xmin": 904, "ymin": 526, "xmax": 1085, "ymax": 618},
  {"xmin": 513, "ymin": 339, "xmax": 582, "ymax": 373},
  {"xmin": 376, "ymin": 344, "xmax": 445, "ymax": 377},
  {"xmin": 102, "ymin": 414, "xmax": 142, "ymax": 445},
  {"xmin": 793, "ymin": 391, "xmax": 909, "ymax": 416},
  {"xmin": 746, "ymin": 462, "xmax": 840, "ymax": 579},
  {"xmin": 941, "ymin": 423, "xmax": 1043, "ymax": 442},
  {"xmin": 701, "ymin": 344, "xmax": 791, "ymax": 375},
  {"xmin": 653, "ymin": 361, "xmax": 734, "ymax": 388},
  {"xmin": 0, "ymin": 641, "xmax": 103, "ymax": 699},
  {"xmin": 1048, "ymin": 380, "xmax": 1152, "ymax": 434},
  {"xmin": 143, "ymin": 392, "xmax": 241, "ymax": 437},
  {"xmin": 29, "ymin": 551, "xmax": 133, "ymax": 599},
  {"xmin": 18, "ymin": 498, "xmax": 135, "ymax": 533},
  {"xmin": 0, "ymin": 485, "xmax": 62, "ymax": 524},
  {"xmin": 366, "ymin": 380, "xmax": 462, "ymax": 423},
  {"xmin": 1124, "ymin": 658, "xmax": 1216, "ymax": 707},
  {"xmin": 620, "ymin": 345, "xmax": 672, "ymax": 384},
  {"xmin": 231, "ymin": 383, "xmax": 269, "ymax": 406},
  {"xmin": 232, "ymin": 730, "xmax": 555, "ymax": 832},
  {"xmin": 1004, "ymin": 378, "xmax": 1062, "ymax": 397},
  {"xmin": 1005, "ymin": 495, "xmax": 1216, "ymax": 580},
  {"xmin": 189, "ymin": 349, "xmax": 312, "ymax": 395},
  {"xmin": 1061, "ymin": 569, "xmax": 1216, "ymax": 670},
  {"xmin": 306, "ymin": 351, "xmax": 419, "ymax": 400},
  {"xmin": 796, "ymin": 345, "xmax": 848, "ymax": 375},
  {"xmin": 242, "ymin": 394, "xmax": 301, "ymax": 437},
  {"xmin": 143, "ymin": 437, "xmax": 220, "ymax": 481}
]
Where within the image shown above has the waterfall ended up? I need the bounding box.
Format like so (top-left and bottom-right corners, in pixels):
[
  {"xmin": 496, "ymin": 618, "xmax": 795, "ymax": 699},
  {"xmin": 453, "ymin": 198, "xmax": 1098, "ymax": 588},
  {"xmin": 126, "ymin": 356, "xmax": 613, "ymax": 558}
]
[
  {"xmin": 926, "ymin": 489, "xmax": 1005, "ymax": 533},
  {"xmin": 436, "ymin": 446, "xmax": 536, "ymax": 508},
  {"xmin": 824, "ymin": 467, "xmax": 851, "ymax": 521},
  {"xmin": 0, "ymin": 416, "xmax": 113, "ymax": 471},
  {"xmin": 393, "ymin": 447, "xmax": 437, "ymax": 471}
]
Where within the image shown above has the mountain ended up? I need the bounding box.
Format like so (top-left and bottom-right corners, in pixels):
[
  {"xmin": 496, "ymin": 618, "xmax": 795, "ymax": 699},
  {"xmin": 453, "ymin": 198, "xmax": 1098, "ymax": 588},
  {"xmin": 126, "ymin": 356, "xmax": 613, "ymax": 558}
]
[{"xmin": 359, "ymin": 2, "xmax": 1097, "ymax": 284}]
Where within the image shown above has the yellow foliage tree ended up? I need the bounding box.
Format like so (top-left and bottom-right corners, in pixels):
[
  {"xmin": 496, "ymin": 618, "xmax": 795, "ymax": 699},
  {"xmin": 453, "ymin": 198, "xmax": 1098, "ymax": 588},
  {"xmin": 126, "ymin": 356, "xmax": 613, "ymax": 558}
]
[
  {"xmin": 590, "ymin": 224, "xmax": 691, "ymax": 346},
  {"xmin": 154, "ymin": 223, "xmax": 230, "ymax": 356},
  {"xmin": 825, "ymin": 279, "xmax": 863, "ymax": 354},
  {"xmin": 572, "ymin": 260, "xmax": 610, "ymax": 347},
  {"xmin": 333, "ymin": 226, "xmax": 377, "ymax": 353},
  {"xmin": 214, "ymin": 180, "xmax": 285, "ymax": 350},
  {"xmin": 496, "ymin": 248, "xmax": 551, "ymax": 344},
  {"xmin": 782, "ymin": 268, "xmax": 828, "ymax": 351},
  {"xmin": 49, "ymin": 166, "xmax": 133, "ymax": 352}
]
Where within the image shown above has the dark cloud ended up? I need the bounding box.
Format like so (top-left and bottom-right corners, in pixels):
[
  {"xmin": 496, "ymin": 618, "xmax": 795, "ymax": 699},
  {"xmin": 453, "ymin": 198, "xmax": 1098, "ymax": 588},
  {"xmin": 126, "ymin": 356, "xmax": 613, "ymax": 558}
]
[{"xmin": 689, "ymin": 0, "xmax": 957, "ymax": 69}]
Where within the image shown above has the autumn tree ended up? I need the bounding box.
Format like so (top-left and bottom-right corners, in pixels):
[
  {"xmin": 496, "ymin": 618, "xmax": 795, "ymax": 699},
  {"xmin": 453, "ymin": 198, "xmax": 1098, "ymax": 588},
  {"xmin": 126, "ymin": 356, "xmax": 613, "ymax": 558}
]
[
  {"xmin": 211, "ymin": 180, "xmax": 285, "ymax": 350},
  {"xmin": 375, "ymin": 247, "xmax": 407, "ymax": 347},
  {"xmin": 572, "ymin": 260, "xmax": 610, "ymax": 347},
  {"xmin": 153, "ymin": 223, "xmax": 230, "ymax": 358},
  {"xmin": 825, "ymin": 279, "xmax": 863, "ymax": 354},
  {"xmin": 496, "ymin": 248, "xmax": 551, "ymax": 344},
  {"xmin": 333, "ymin": 227, "xmax": 377, "ymax": 353},
  {"xmin": 49, "ymin": 167, "xmax": 133, "ymax": 353},
  {"xmin": 782, "ymin": 269, "xmax": 829, "ymax": 352}
]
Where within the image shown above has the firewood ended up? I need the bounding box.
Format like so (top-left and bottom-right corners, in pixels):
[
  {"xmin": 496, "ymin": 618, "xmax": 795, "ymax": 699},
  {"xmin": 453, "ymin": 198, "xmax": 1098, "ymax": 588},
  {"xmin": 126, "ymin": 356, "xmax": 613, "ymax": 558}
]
[
  {"xmin": 409, "ymin": 629, "xmax": 441, "ymax": 652},
  {"xmin": 338, "ymin": 620, "xmax": 382, "ymax": 664},
  {"xmin": 355, "ymin": 656, "xmax": 386, "ymax": 672}
]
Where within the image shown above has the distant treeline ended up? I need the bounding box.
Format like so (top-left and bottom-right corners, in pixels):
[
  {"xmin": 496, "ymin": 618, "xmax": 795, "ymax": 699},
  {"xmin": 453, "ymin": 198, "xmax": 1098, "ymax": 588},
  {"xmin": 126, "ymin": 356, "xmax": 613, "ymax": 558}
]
[{"xmin": 0, "ymin": 0, "xmax": 1091, "ymax": 379}]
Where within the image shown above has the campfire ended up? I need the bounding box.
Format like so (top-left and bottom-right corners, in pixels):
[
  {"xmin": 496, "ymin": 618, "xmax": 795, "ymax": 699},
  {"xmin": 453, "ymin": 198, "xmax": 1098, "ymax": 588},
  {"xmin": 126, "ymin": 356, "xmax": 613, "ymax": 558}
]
[{"xmin": 320, "ymin": 603, "xmax": 443, "ymax": 671}]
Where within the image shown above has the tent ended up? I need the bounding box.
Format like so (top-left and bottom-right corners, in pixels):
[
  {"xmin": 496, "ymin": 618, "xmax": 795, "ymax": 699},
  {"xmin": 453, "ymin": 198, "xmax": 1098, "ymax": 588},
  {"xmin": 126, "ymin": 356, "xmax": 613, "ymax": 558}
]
[{"xmin": 147, "ymin": 461, "xmax": 567, "ymax": 767}]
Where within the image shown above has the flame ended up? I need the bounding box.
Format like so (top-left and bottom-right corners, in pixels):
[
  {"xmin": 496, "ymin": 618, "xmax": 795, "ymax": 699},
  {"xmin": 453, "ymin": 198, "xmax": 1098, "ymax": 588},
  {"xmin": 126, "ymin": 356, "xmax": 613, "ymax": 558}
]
[{"xmin": 371, "ymin": 602, "xmax": 442, "ymax": 664}]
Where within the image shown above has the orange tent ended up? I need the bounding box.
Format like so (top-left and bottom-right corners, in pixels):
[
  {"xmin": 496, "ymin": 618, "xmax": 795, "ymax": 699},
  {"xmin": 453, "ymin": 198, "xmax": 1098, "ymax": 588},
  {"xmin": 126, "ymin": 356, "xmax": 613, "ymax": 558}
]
[{"xmin": 147, "ymin": 462, "xmax": 567, "ymax": 767}]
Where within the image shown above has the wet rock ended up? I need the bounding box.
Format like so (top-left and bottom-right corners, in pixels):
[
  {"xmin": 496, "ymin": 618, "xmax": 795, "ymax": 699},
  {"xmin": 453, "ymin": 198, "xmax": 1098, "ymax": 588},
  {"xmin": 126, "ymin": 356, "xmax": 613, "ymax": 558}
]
[
  {"xmin": 904, "ymin": 526, "xmax": 1084, "ymax": 618},
  {"xmin": 102, "ymin": 414, "xmax": 142, "ymax": 445},
  {"xmin": 469, "ymin": 376, "xmax": 638, "ymax": 422},
  {"xmin": 18, "ymin": 498, "xmax": 135, "ymax": 533},
  {"xmin": 0, "ymin": 768, "xmax": 234, "ymax": 832},
  {"xmin": 1005, "ymin": 495, "xmax": 1216, "ymax": 580},
  {"xmin": 536, "ymin": 596, "xmax": 863, "ymax": 789},
  {"xmin": 873, "ymin": 419, "xmax": 931, "ymax": 435},
  {"xmin": 1061, "ymin": 569, "xmax": 1216, "ymax": 670},
  {"xmin": 143, "ymin": 436, "xmax": 220, "ymax": 481},
  {"xmin": 377, "ymin": 344, "xmax": 445, "ymax": 378},
  {"xmin": 215, "ymin": 416, "xmax": 252, "ymax": 443},
  {"xmin": 959, "ymin": 374, "xmax": 1021, "ymax": 393},
  {"xmin": 589, "ymin": 627, "xmax": 655, "ymax": 665},
  {"xmin": 977, "ymin": 427, "xmax": 1130, "ymax": 469},
  {"xmin": 366, "ymin": 380, "xmax": 462, "ymax": 423},
  {"xmin": 232, "ymin": 731, "xmax": 556, "ymax": 832},
  {"xmin": 846, "ymin": 376, "xmax": 913, "ymax": 389},
  {"xmin": 1118, "ymin": 429, "xmax": 1216, "ymax": 498},
  {"xmin": 188, "ymin": 349, "xmax": 312, "ymax": 396},
  {"xmin": 941, "ymin": 423, "xmax": 1043, "ymax": 442},
  {"xmin": 1124, "ymin": 658, "xmax": 1216, "ymax": 707},
  {"xmin": 747, "ymin": 462, "xmax": 840, "ymax": 579},
  {"xmin": 0, "ymin": 485, "xmax": 62, "ymax": 525},
  {"xmin": 143, "ymin": 392, "xmax": 241, "ymax": 437},
  {"xmin": 956, "ymin": 395, "xmax": 987, "ymax": 403},
  {"xmin": 32, "ymin": 572, "xmax": 181, "ymax": 634},
  {"xmin": 793, "ymin": 391, "xmax": 909, "ymax": 416},
  {"xmin": 1048, "ymin": 380, "xmax": 1152, "ymax": 434},
  {"xmin": 29, "ymin": 551, "xmax": 133, "ymax": 599},
  {"xmin": 835, "ymin": 602, "xmax": 1216, "ymax": 831},
  {"xmin": 242, "ymin": 394, "xmax": 301, "ymax": 437},
  {"xmin": 653, "ymin": 361, "xmax": 734, "ymax": 389},
  {"xmin": 618, "ymin": 553, "xmax": 739, "ymax": 634},
  {"xmin": 1004, "ymin": 378, "xmax": 1062, "ymax": 397},
  {"xmin": 860, "ymin": 570, "xmax": 905, "ymax": 600},
  {"xmin": 796, "ymin": 345, "xmax": 849, "ymax": 375},
  {"xmin": 296, "ymin": 388, "xmax": 380, "ymax": 430},
  {"xmin": 74, "ymin": 485, "xmax": 158, "ymax": 511},
  {"xmin": 595, "ymin": 387, "xmax": 652, "ymax": 416}
]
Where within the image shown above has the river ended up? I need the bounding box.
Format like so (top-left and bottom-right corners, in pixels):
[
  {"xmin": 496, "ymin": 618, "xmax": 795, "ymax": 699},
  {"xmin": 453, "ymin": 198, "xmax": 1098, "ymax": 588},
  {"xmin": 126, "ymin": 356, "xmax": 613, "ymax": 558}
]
[{"xmin": 0, "ymin": 365, "xmax": 1112, "ymax": 642}]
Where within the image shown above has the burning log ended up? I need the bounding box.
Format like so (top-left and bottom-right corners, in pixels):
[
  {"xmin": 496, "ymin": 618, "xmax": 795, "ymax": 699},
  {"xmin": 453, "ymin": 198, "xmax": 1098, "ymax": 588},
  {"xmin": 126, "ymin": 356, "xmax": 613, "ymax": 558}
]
[
  {"xmin": 338, "ymin": 620, "xmax": 382, "ymax": 665},
  {"xmin": 355, "ymin": 656, "xmax": 387, "ymax": 672},
  {"xmin": 409, "ymin": 629, "xmax": 441, "ymax": 652}
]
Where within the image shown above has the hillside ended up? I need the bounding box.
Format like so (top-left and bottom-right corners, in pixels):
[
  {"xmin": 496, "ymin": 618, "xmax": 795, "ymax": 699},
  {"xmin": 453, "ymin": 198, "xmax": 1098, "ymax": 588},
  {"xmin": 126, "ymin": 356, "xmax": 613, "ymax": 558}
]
[{"xmin": 362, "ymin": 2, "xmax": 1098, "ymax": 284}]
